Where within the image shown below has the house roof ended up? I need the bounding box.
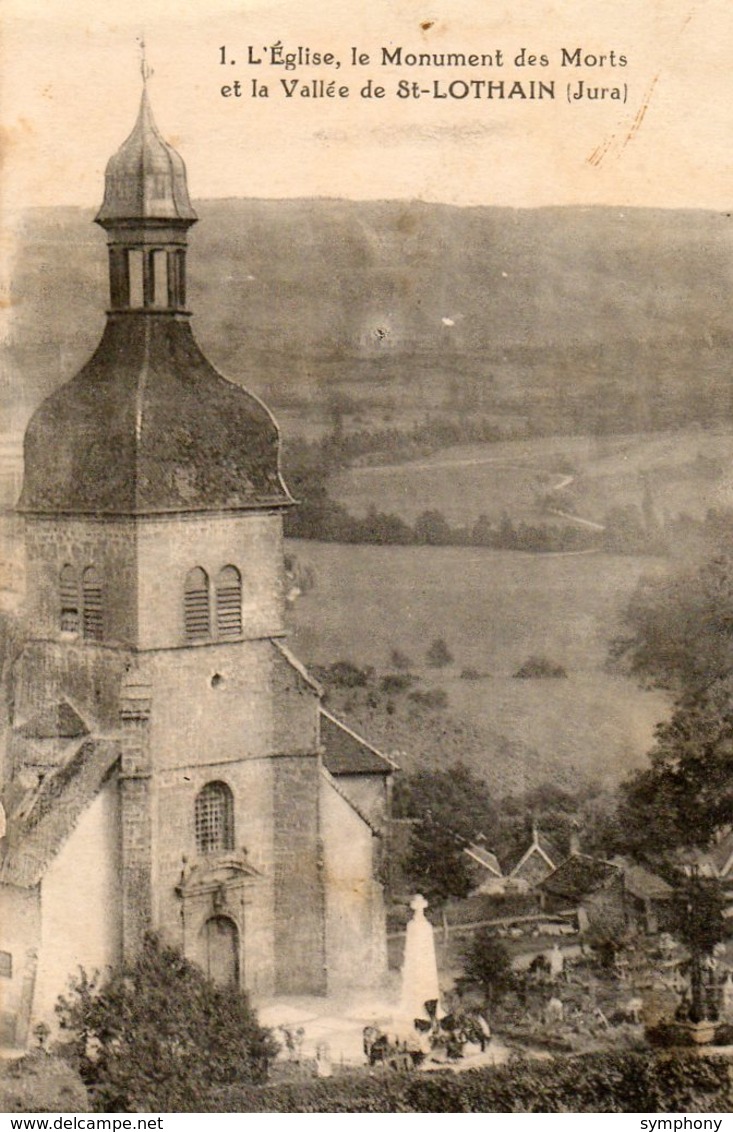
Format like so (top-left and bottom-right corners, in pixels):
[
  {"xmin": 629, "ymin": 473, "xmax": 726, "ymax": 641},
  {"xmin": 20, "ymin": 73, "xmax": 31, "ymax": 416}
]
[
  {"xmin": 465, "ymin": 843, "xmax": 503, "ymax": 877},
  {"xmin": 674, "ymin": 829, "xmax": 733, "ymax": 880},
  {"xmin": 710, "ymin": 829, "xmax": 733, "ymax": 877},
  {"xmin": 539, "ymin": 854, "xmax": 621, "ymax": 902},
  {"xmin": 320, "ymin": 710, "xmax": 398, "ymax": 776},
  {"xmin": 0, "ymin": 738, "xmax": 121, "ymax": 888},
  {"xmin": 610, "ymin": 857, "xmax": 673, "ymax": 901},
  {"xmin": 509, "ymin": 828, "xmax": 560, "ymax": 878}
]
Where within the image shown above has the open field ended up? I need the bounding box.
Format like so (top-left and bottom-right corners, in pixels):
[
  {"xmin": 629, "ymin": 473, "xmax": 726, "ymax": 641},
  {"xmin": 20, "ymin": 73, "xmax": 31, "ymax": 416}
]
[
  {"xmin": 285, "ymin": 540, "xmax": 670, "ymax": 793},
  {"xmin": 329, "ymin": 427, "xmax": 733, "ymax": 531}
]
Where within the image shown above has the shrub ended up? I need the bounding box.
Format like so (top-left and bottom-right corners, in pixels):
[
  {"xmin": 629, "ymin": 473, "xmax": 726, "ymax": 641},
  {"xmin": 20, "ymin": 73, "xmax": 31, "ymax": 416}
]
[
  {"xmin": 55, "ymin": 934, "xmax": 278, "ymax": 1112},
  {"xmin": 426, "ymin": 638, "xmax": 453, "ymax": 668},
  {"xmin": 312, "ymin": 660, "xmax": 375, "ymax": 689},
  {"xmin": 460, "ymin": 667, "xmax": 490, "ymax": 680},
  {"xmin": 460, "ymin": 929, "xmax": 515, "ymax": 1006},
  {"xmin": 207, "ymin": 1051, "xmax": 733, "ymax": 1112},
  {"xmin": 380, "ymin": 673, "xmax": 417, "ymax": 694},
  {"xmin": 513, "ymin": 656, "xmax": 568, "ymax": 679},
  {"xmin": 0, "ymin": 1051, "xmax": 89, "ymax": 1114},
  {"xmin": 408, "ymin": 689, "xmax": 448, "ymax": 710}
]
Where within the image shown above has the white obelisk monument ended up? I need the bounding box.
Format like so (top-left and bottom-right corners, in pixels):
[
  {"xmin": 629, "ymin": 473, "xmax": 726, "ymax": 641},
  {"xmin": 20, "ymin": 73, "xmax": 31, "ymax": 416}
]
[{"xmin": 400, "ymin": 893, "xmax": 441, "ymax": 1024}]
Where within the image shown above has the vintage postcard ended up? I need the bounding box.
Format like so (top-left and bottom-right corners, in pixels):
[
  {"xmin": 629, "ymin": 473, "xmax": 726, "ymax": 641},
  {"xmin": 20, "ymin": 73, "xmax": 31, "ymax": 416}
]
[{"xmin": 1, "ymin": 0, "xmax": 733, "ymax": 1115}]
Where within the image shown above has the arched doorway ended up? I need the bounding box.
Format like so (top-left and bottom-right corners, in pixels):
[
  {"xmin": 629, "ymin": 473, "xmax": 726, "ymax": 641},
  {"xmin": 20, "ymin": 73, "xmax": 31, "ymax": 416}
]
[{"xmin": 202, "ymin": 915, "xmax": 240, "ymax": 987}]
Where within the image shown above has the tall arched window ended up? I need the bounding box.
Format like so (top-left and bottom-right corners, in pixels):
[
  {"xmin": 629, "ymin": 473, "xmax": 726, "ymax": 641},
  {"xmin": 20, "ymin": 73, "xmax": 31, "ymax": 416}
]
[
  {"xmin": 195, "ymin": 781, "xmax": 234, "ymax": 855},
  {"xmin": 184, "ymin": 567, "xmax": 210, "ymax": 641},
  {"xmin": 82, "ymin": 566, "xmax": 103, "ymax": 641},
  {"xmin": 216, "ymin": 565, "xmax": 242, "ymax": 639},
  {"xmin": 60, "ymin": 565, "xmax": 79, "ymax": 634}
]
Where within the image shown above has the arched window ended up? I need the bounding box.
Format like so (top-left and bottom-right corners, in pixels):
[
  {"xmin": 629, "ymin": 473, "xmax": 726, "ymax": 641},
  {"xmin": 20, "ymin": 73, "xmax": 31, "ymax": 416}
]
[
  {"xmin": 216, "ymin": 565, "xmax": 242, "ymax": 639},
  {"xmin": 60, "ymin": 565, "xmax": 79, "ymax": 634},
  {"xmin": 82, "ymin": 566, "xmax": 103, "ymax": 641},
  {"xmin": 184, "ymin": 567, "xmax": 210, "ymax": 641},
  {"xmin": 195, "ymin": 782, "xmax": 234, "ymax": 855}
]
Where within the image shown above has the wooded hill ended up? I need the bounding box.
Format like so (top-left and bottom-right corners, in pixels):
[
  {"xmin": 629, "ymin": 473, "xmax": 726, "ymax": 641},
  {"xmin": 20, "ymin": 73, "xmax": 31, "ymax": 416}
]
[{"xmin": 6, "ymin": 200, "xmax": 732, "ymax": 434}]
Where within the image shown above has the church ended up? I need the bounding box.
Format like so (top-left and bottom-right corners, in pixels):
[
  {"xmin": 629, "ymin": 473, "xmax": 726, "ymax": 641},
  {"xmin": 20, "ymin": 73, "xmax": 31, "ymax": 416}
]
[{"xmin": 0, "ymin": 82, "xmax": 393, "ymax": 1048}]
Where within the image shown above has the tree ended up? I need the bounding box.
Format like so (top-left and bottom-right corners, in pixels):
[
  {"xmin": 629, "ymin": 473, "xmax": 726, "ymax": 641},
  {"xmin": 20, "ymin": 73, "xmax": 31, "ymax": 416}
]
[
  {"xmin": 426, "ymin": 637, "xmax": 453, "ymax": 668},
  {"xmin": 671, "ymin": 870, "xmax": 726, "ymax": 1023},
  {"xmin": 390, "ymin": 648, "xmax": 413, "ymax": 671},
  {"xmin": 394, "ymin": 764, "xmax": 498, "ymax": 906},
  {"xmin": 406, "ymin": 817, "xmax": 474, "ymax": 906},
  {"xmin": 55, "ymin": 934, "xmax": 278, "ymax": 1112},
  {"xmin": 617, "ymin": 677, "xmax": 733, "ymax": 858},
  {"xmin": 461, "ymin": 930, "xmax": 515, "ymax": 1006},
  {"xmin": 612, "ymin": 555, "xmax": 733, "ymax": 692},
  {"xmin": 414, "ymin": 509, "xmax": 452, "ymax": 546},
  {"xmin": 393, "ymin": 763, "xmax": 497, "ymax": 842}
]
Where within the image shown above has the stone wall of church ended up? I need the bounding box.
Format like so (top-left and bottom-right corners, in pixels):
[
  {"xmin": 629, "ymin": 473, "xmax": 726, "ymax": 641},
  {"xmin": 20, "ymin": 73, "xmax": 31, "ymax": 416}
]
[
  {"xmin": 320, "ymin": 776, "xmax": 388, "ymax": 994},
  {"xmin": 273, "ymin": 756, "xmax": 326, "ymax": 994},
  {"xmin": 11, "ymin": 641, "xmax": 130, "ymax": 736},
  {"xmin": 135, "ymin": 512, "xmax": 284, "ymax": 650},
  {"xmin": 152, "ymin": 756, "xmax": 277, "ymax": 997},
  {"xmin": 34, "ymin": 780, "xmax": 123, "ymax": 1029},
  {"xmin": 138, "ymin": 638, "xmax": 323, "ymax": 996},
  {"xmin": 25, "ymin": 517, "xmax": 138, "ymax": 648},
  {"xmin": 0, "ymin": 885, "xmax": 39, "ymax": 1047}
]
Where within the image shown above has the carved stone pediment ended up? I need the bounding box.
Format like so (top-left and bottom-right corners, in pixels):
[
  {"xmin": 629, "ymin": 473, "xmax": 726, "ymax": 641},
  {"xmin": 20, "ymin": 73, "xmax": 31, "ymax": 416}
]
[{"xmin": 175, "ymin": 851, "xmax": 261, "ymax": 900}]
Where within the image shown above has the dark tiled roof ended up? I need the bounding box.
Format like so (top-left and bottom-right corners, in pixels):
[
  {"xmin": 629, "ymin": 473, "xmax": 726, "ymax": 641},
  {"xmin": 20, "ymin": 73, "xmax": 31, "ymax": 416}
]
[
  {"xmin": 19, "ymin": 317, "xmax": 292, "ymax": 516},
  {"xmin": 320, "ymin": 711, "xmax": 397, "ymax": 776},
  {"xmin": 615, "ymin": 858, "xmax": 672, "ymax": 901},
  {"xmin": 539, "ymin": 854, "xmax": 620, "ymax": 902},
  {"xmin": 1, "ymin": 738, "xmax": 120, "ymax": 888}
]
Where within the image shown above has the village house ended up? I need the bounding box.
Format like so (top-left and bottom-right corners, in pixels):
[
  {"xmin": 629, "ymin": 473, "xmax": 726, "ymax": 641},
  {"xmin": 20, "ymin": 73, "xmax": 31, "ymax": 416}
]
[
  {"xmin": 538, "ymin": 853, "xmax": 673, "ymax": 937},
  {"xmin": 0, "ymin": 83, "xmax": 393, "ymax": 1048}
]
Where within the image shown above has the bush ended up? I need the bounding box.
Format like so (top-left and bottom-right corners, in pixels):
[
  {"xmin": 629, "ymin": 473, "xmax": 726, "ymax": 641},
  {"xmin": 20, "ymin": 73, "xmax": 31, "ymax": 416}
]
[
  {"xmin": 312, "ymin": 660, "xmax": 375, "ymax": 689},
  {"xmin": 207, "ymin": 1051, "xmax": 733, "ymax": 1112},
  {"xmin": 408, "ymin": 689, "xmax": 448, "ymax": 710},
  {"xmin": 0, "ymin": 1051, "xmax": 89, "ymax": 1114},
  {"xmin": 55, "ymin": 934, "xmax": 278, "ymax": 1112},
  {"xmin": 461, "ymin": 930, "xmax": 515, "ymax": 1006},
  {"xmin": 380, "ymin": 673, "xmax": 417, "ymax": 694},
  {"xmin": 460, "ymin": 667, "xmax": 490, "ymax": 680},
  {"xmin": 513, "ymin": 656, "xmax": 568, "ymax": 679},
  {"xmin": 426, "ymin": 638, "xmax": 453, "ymax": 668}
]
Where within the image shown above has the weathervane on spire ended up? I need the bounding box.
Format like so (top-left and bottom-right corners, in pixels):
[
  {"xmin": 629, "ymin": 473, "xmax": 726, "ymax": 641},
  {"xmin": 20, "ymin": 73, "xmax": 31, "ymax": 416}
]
[{"xmin": 137, "ymin": 34, "xmax": 153, "ymax": 86}]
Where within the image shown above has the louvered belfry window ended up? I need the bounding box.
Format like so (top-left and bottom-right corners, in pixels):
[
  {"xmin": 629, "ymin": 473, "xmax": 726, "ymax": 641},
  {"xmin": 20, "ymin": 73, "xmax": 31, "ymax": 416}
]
[
  {"xmin": 82, "ymin": 566, "xmax": 103, "ymax": 641},
  {"xmin": 216, "ymin": 566, "xmax": 242, "ymax": 639},
  {"xmin": 195, "ymin": 781, "xmax": 234, "ymax": 855},
  {"xmin": 184, "ymin": 567, "xmax": 210, "ymax": 641},
  {"xmin": 60, "ymin": 564, "xmax": 79, "ymax": 633}
]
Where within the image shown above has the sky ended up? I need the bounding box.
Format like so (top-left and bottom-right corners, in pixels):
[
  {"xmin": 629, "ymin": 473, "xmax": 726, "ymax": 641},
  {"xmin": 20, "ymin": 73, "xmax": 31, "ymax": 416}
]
[{"xmin": 1, "ymin": 0, "xmax": 733, "ymax": 216}]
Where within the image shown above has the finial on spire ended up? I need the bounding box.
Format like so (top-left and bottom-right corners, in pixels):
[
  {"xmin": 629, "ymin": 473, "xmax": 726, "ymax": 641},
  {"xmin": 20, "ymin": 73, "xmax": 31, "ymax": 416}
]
[{"xmin": 137, "ymin": 34, "xmax": 153, "ymax": 86}]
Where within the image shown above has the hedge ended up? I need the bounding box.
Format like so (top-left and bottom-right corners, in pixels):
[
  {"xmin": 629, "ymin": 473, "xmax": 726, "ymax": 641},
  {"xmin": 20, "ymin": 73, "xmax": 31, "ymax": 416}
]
[{"xmin": 205, "ymin": 1051, "xmax": 733, "ymax": 1113}]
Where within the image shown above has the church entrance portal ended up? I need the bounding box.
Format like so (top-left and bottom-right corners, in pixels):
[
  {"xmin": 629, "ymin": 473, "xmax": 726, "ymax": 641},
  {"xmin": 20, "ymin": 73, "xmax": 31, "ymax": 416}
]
[{"xmin": 202, "ymin": 916, "xmax": 240, "ymax": 987}]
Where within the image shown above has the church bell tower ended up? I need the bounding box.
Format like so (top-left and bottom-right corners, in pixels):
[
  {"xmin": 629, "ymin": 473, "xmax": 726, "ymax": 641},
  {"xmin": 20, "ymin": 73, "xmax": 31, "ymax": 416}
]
[{"xmin": 12, "ymin": 79, "xmax": 332, "ymax": 997}]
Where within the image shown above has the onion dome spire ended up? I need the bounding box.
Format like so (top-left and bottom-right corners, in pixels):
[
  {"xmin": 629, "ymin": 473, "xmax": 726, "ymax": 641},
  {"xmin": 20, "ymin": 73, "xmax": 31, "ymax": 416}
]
[{"xmin": 96, "ymin": 87, "xmax": 197, "ymax": 227}]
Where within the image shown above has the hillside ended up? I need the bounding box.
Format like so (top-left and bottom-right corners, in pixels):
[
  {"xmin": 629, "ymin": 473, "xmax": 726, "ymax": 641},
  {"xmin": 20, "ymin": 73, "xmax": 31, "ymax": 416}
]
[
  {"xmin": 5, "ymin": 201, "xmax": 732, "ymax": 437},
  {"xmin": 285, "ymin": 540, "xmax": 669, "ymax": 793}
]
